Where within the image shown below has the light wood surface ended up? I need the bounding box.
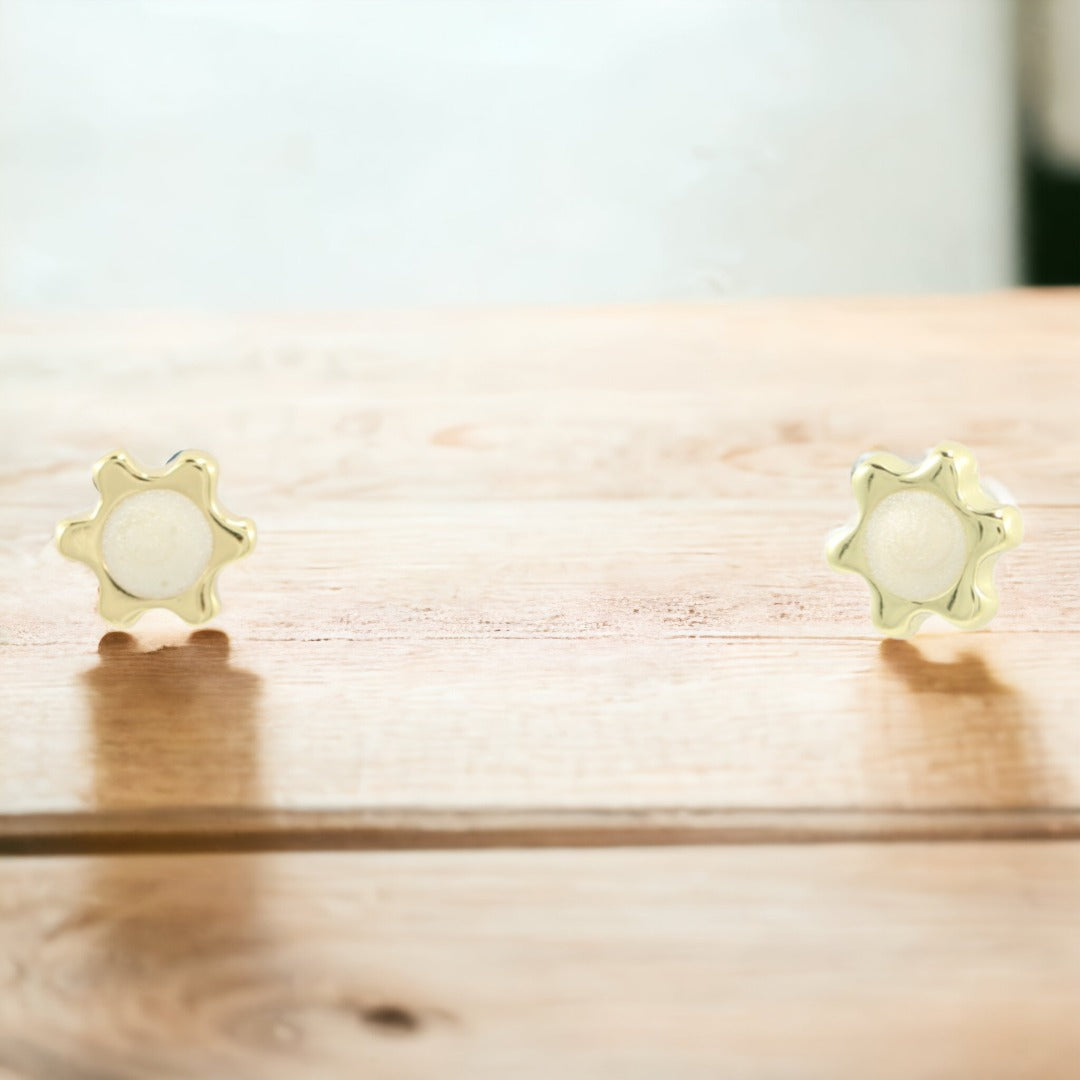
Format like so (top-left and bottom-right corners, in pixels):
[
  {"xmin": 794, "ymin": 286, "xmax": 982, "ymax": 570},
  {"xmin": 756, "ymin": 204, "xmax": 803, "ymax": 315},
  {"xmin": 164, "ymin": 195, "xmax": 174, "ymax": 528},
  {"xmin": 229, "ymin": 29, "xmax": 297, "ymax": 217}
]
[
  {"xmin": 3, "ymin": 294, "xmax": 1080, "ymax": 1076},
  {"xmin": 3, "ymin": 844, "xmax": 1080, "ymax": 1080},
  {"xmin": 2, "ymin": 293, "xmax": 1080, "ymax": 843}
]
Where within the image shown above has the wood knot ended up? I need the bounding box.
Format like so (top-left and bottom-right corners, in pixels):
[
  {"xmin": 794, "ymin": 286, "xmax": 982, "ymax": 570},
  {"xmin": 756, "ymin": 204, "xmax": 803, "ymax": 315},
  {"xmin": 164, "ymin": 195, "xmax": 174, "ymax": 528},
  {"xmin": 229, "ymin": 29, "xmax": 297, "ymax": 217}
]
[{"xmin": 359, "ymin": 1003, "xmax": 421, "ymax": 1034}]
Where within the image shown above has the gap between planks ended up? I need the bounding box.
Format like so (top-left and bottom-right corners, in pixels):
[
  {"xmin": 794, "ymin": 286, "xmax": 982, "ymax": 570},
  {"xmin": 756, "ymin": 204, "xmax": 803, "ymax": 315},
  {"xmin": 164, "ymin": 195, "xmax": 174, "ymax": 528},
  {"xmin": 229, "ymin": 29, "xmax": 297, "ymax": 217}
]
[{"xmin": 4, "ymin": 807, "xmax": 1080, "ymax": 856}]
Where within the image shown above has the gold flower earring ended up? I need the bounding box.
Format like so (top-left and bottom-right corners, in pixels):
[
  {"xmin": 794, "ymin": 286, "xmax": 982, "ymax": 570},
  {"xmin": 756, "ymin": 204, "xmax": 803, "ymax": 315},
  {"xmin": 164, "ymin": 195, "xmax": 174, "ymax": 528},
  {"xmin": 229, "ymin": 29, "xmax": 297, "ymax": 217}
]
[
  {"xmin": 826, "ymin": 442, "xmax": 1022, "ymax": 637},
  {"xmin": 56, "ymin": 450, "xmax": 256, "ymax": 627}
]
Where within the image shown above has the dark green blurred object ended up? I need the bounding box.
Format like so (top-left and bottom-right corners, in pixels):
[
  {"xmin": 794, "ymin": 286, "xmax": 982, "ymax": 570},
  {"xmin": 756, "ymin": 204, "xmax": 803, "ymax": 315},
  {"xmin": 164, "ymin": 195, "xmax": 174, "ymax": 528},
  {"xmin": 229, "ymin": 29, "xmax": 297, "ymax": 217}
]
[{"xmin": 1024, "ymin": 150, "xmax": 1080, "ymax": 285}]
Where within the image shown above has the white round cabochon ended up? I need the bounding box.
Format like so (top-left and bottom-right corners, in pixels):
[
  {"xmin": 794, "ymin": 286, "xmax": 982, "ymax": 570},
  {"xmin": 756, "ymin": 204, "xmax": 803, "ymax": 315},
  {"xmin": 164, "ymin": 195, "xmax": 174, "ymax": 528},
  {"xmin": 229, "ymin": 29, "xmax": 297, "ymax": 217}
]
[
  {"xmin": 863, "ymin": 490, "xmax": 969, "ymax": 603},
  {"xmin": 101, "ymin": 489, "xmax": 213, "ymax": 600}
]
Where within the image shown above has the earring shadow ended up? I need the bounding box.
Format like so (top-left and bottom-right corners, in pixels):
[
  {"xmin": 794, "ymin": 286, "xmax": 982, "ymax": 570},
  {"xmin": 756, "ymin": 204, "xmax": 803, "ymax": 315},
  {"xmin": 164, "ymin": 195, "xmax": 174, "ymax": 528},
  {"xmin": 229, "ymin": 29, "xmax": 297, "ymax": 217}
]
[
  {"xmin": 83, "ymin": 629, "xmax": 263, "ymax": 811},
  {"xmin": 863, "ymin": 638, "xmax": 1050, "ymax": 808},
  {"xmin": 80, "ymin": 631, "xmax": 265, "ymax": 991}
]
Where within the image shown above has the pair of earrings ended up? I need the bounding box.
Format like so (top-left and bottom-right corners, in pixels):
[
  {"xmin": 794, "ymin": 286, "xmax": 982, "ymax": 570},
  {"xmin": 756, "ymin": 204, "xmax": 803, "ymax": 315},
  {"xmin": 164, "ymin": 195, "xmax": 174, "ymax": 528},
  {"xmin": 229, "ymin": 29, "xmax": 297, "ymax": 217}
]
[{"xmin": 56, "ymin": 443, "xmax": 1021, "ymax": 638}]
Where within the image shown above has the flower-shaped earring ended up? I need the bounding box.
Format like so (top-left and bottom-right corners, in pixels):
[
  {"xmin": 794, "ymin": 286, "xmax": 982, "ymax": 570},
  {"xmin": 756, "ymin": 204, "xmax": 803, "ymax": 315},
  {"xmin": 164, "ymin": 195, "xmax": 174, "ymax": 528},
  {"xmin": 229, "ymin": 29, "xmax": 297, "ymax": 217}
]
[
  {"xmin": 826, "ymin": 442, "xmax": 1022, "ymax": 637},
  {"xmin": 56, "ymin": 450, "xmax": 255, "ymax": 627}
]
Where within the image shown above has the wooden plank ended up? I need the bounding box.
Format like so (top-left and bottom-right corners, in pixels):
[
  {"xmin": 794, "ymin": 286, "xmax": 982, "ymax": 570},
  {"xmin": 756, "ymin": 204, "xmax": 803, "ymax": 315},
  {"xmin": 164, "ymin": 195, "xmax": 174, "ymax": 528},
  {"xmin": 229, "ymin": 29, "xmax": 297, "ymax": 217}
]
[
  {"xmin": 3, "ymin": 501, "xmax": 1077, "ymax": 643},
  {"xmin": 1, "ymin": 294, "xmax": 1079, "ymax": 507},
  {"xmin": 2, "ymin": 294, "xmax": 1079, "ymax": 844},
  {"xmin": 3, "ymin": 628, "xmax": 1080, "ymax": 844},
  {"xmin": 2, "ymin": 843, "xmax": 1080, "ymax": 1079}
]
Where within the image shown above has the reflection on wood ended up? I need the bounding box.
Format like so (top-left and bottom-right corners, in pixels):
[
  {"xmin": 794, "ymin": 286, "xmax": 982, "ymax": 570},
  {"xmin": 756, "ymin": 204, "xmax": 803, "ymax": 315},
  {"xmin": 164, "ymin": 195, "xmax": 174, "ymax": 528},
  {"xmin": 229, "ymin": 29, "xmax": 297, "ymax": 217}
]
[
  {"xmin": 861, "ymin": 637, "xmax": 1058, "ymax": 808},
  {"xmin": 85, "ymin": 630, "xmax": 262, "ymax": 811}
]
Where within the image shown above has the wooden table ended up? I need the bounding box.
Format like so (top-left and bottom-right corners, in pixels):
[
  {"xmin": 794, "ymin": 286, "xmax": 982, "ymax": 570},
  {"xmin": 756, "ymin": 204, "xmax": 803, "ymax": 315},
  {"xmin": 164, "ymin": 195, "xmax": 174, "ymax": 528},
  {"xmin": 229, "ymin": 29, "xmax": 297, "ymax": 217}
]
[{"xmin": 2, "ymin": 293, "xmax": 1079, "ymax": 1077}]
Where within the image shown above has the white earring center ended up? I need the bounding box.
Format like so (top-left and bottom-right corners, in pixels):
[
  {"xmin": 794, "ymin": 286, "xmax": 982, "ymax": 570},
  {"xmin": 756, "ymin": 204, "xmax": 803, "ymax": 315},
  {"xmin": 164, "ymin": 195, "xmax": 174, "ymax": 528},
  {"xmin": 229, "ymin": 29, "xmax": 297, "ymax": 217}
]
[
  {"xmin": 101, "ymin": 489, "xmax": 214, "ymax": 600},
  {"xmin": 863, "ymin": 490, "xmax": 969, "ymax": 603}
]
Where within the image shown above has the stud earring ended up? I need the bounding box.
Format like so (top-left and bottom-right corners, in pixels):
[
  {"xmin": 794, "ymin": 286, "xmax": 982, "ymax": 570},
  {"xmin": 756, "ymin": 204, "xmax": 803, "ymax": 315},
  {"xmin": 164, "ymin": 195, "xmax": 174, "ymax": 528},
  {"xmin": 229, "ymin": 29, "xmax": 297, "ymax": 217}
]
[
  {"xmin": 825, "ymin": 442, "xmax": 1022, "ymax": 637},
  {"xmin": 56, "ymin": 450, "xmax": 255, "ymax": 627}
]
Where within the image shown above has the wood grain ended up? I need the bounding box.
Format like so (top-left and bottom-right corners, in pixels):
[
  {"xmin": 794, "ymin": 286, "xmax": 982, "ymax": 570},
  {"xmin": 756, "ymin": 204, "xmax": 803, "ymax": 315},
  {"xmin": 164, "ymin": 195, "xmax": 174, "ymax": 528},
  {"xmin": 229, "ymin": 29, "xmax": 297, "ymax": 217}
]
[
  {"xmin": 3, "ymin": 502, "xmax": 1077, "ymax": 642},
  {"xmin": 2, "ymin": 293, "xmax": 1079, "ymax": 845},
  {"xmin": 3, "ymin": 843, "xmax": 1080, "ymax": 1080},
  {"xmin": 3, "ymin": 294, "xmax": 1080, "ymax": 506}
]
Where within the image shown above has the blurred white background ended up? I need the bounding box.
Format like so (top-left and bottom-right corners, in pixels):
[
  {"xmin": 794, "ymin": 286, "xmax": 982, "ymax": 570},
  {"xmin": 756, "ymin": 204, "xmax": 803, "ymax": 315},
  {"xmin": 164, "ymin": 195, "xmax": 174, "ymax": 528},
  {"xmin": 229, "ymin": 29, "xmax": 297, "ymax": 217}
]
[{"xmin": 0, "ymin": 0, "xmax": 1065, "ymax": 308}]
